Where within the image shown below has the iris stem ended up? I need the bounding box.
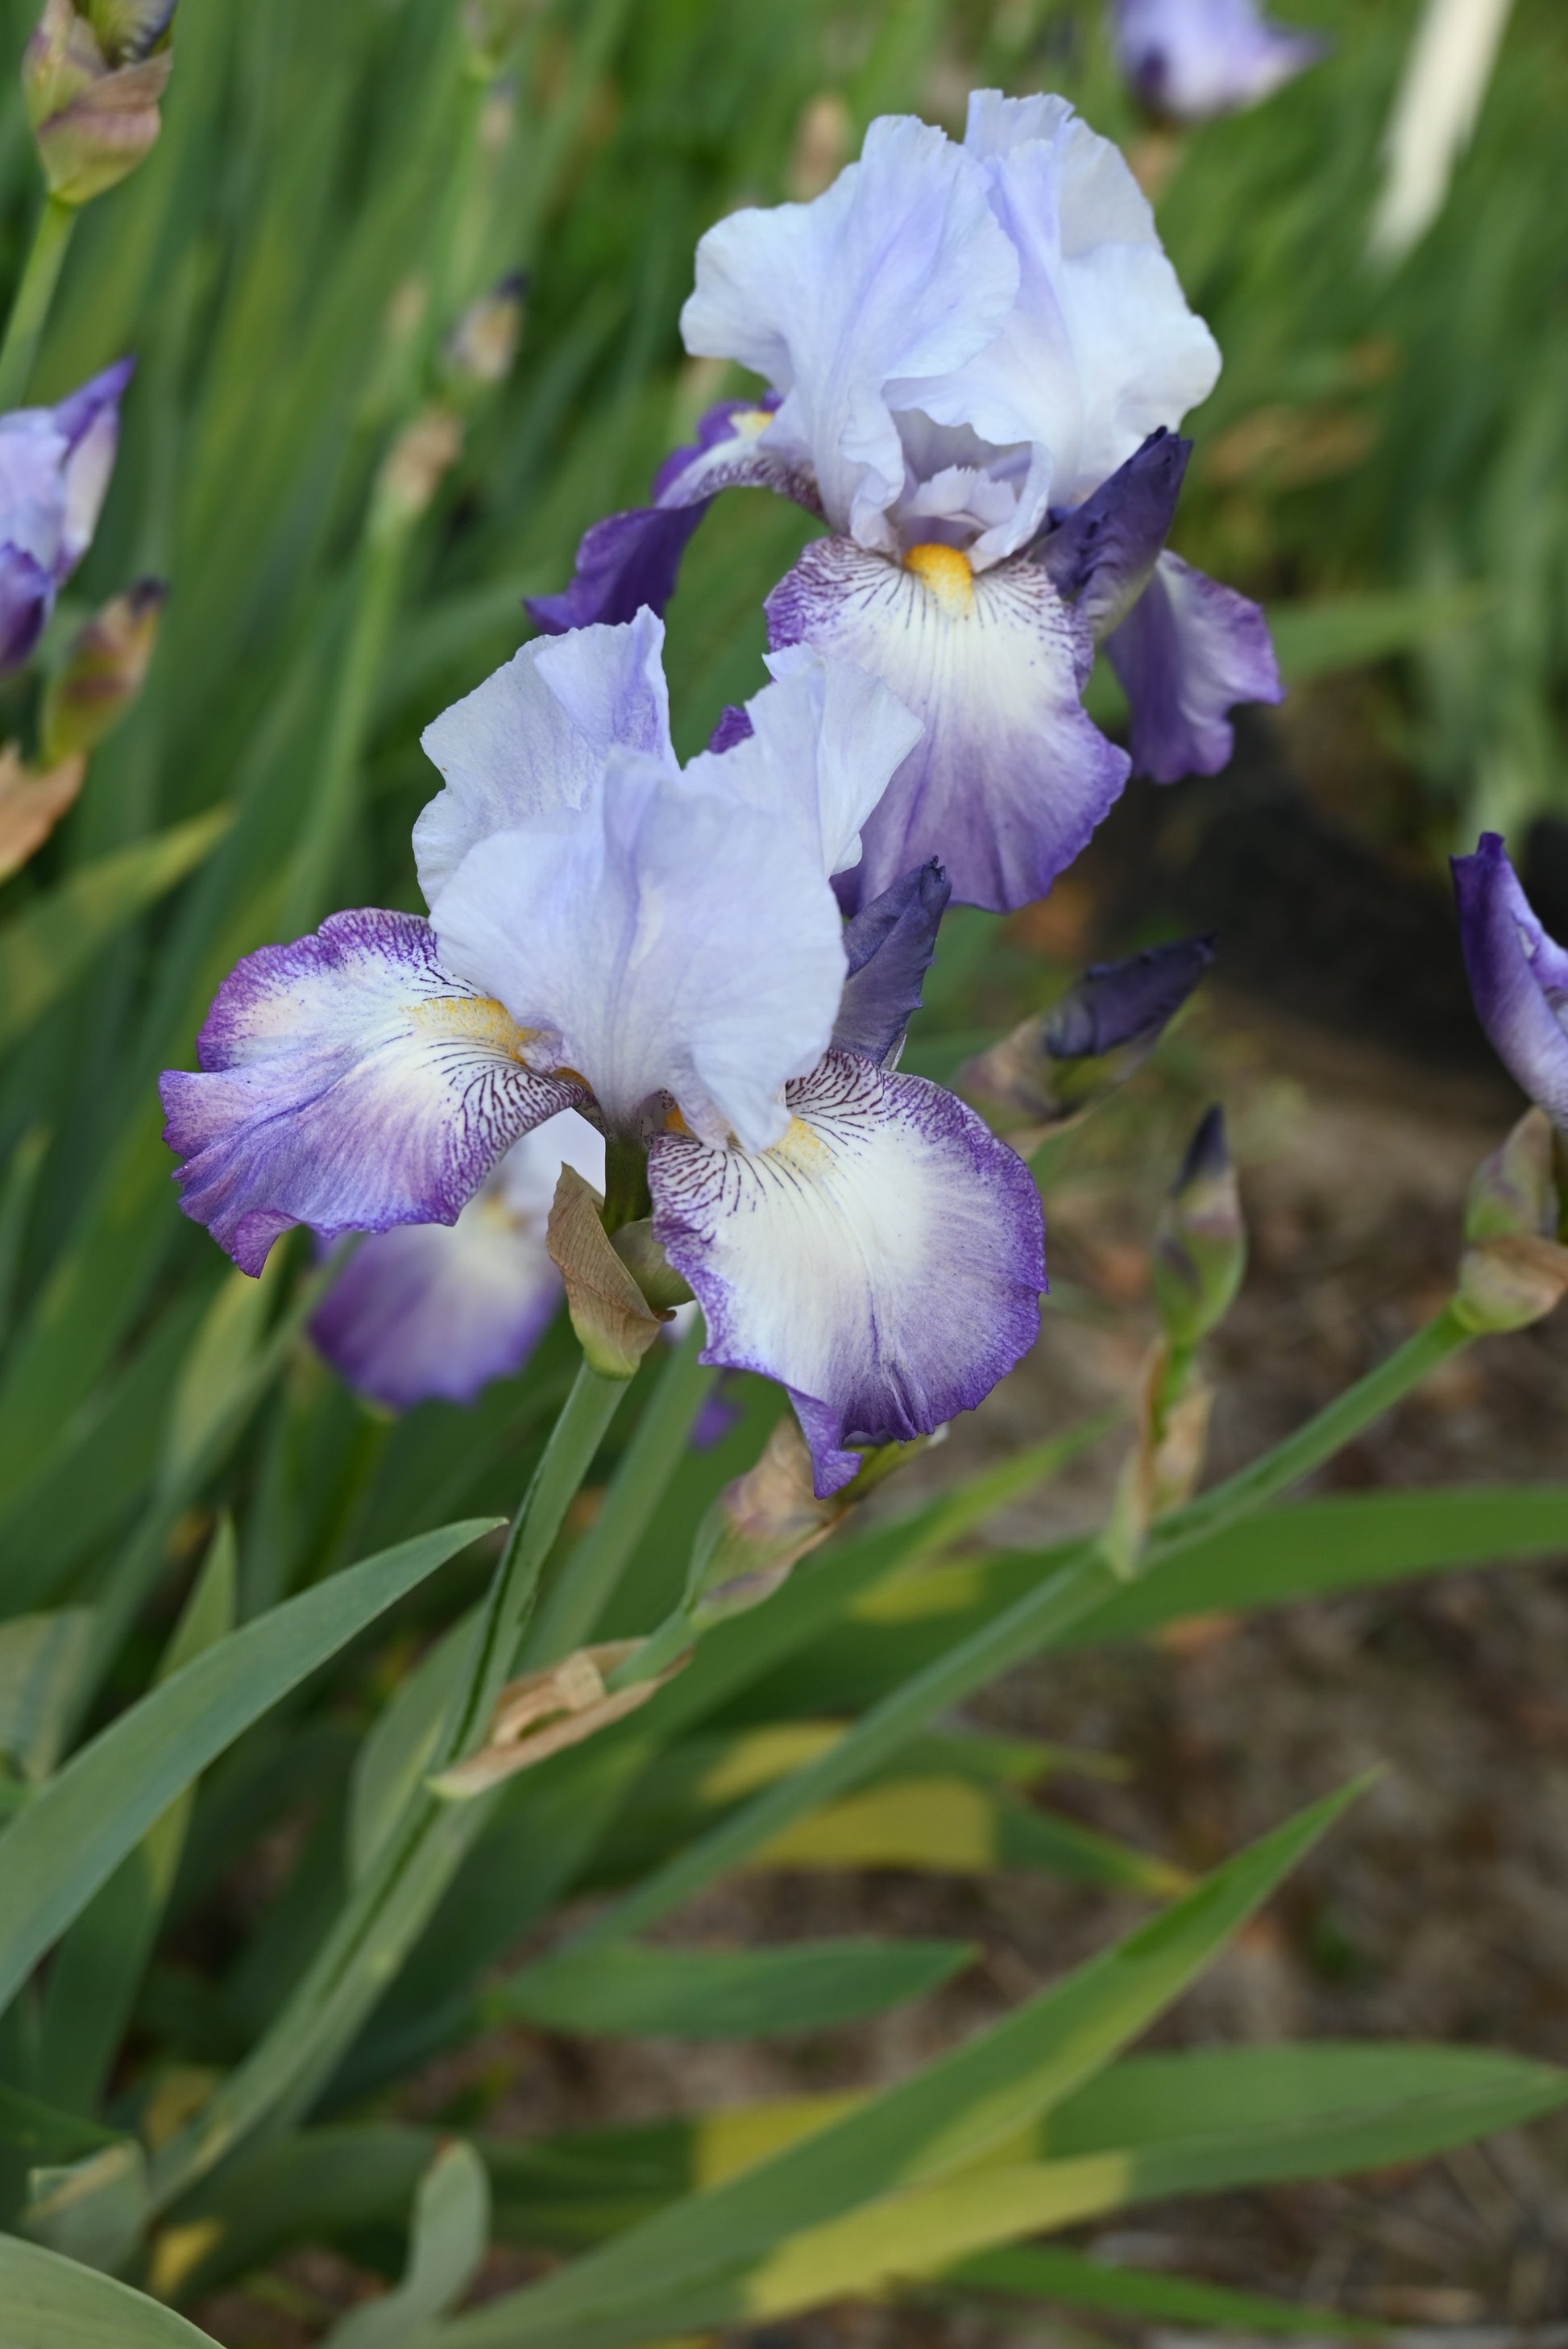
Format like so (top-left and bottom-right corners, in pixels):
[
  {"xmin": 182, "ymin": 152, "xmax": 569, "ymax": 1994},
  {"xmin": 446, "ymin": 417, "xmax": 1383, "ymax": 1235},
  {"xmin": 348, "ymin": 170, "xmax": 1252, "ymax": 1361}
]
[
  {"xmin": 523, "ymin": 1318, "xmax": 714, "ymax": 1666},
  {"xmin": 147, "ymin": 1358, "xmax": 628, "ymax": 2214},
  {"xmin": 570, "ymin": 1302, "xmax": 1473, "ymax": 1948},
  {"xmin": 0, "ymin": 195, "xmax": 75, "ymax": 410}
]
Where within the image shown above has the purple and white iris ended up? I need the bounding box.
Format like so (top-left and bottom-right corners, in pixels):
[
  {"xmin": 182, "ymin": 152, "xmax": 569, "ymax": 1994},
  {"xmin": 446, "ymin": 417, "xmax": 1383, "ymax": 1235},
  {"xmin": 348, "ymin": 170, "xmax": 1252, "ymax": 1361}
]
[
  {"xmin": 1112, "ymin": 0, "xmax": 1326, "ymax": 124},
  {"xmin": 162, "ymin": 613, "xmax": 1046, "ymax": 1496},
  {"xmin": 529, "ymin": 93, "xmax": 1280, "ymax": 915},
  {"xmin": 310, "ymin": 1110, "xmax": 604, "ymax": 1410},
  {"xmin": 0, "ymin": 359, "xmax": 131, "ymax": 675},
  {"xmin": 1452, "ymin": 833, "xmax": 1568, "ymax": 1131}
]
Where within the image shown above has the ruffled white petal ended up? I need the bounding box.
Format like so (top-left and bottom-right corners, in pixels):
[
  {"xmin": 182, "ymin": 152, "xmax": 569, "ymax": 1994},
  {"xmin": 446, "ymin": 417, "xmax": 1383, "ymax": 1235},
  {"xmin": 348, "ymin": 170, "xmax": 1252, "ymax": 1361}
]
[
  {"xmin": 680, "ymin": 114, "xmax": 1018, "ymax": 547},
  {"xmin": 432, "ymin": 751, "xmax": 845, "ymax": 1152},
  {"xmin": 684, "ymin": 643, "xmax": 923, "ymax": 878},
  {"xmin": 650, "ymin": 1050, "xmax": 1045, "ymax": 1496},
  {"xmin": 415, "ymin": 608, "xmax": 674, "ymax": 904}
]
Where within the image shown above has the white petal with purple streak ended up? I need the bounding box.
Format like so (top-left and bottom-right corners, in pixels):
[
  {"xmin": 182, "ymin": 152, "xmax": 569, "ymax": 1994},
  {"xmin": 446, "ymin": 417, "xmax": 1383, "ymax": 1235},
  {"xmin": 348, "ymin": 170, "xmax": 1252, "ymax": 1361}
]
[
  {"xmin": 766, "ymin": 534, "xmax": 1128, "ymax": 913},
  {"xmin": 416, "ymin": 608, "xmax": 674, "ymax": 903},
  {"xmin": 649, "ymin": 1049, "xmax": 1044, "ymax": 1496},
  {"xmin": 680, "ymin": 114, "xmax": 1018, "ymax": 546},
  {"xmin": 160, "ymin": 909, "xmax": 580, "ymax": 1275},
  {"xmin": 432, "ymin": 750, "xmax": 844, "ymax": 1152},
  {"xmin": 311, "ymin": 1110, "xmax": 605, "ymax": 1409}
]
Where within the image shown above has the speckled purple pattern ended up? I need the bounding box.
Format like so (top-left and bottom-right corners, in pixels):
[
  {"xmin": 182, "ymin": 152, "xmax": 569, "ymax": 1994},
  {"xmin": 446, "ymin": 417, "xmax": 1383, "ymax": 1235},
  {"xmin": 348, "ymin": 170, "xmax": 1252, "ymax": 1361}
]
[
  {"xmin": 525, "ymin": 393, "xmax": 814, "ymax": 636},
  {"xmin": 161, "ymin": 908, "xmax": 581, "ymax": 1275},
  {"xmin": 1105, "ymin": 550, "xmax": 1282, "ymax": 784},
  {"xmin": 767, "ymin": 533, "xmax": 1128, "ymax": 915},
  {"xmin": 1452, "ymin": 834, "xmax": 1568, "ymax": 1131},
  {"xmin": 649, "ymin": 1048, "xmax": 1045, "ymax": 1496},
  {"xmin": 833, "ymin": 859, "xmax": 951, "ymax": 1065}
]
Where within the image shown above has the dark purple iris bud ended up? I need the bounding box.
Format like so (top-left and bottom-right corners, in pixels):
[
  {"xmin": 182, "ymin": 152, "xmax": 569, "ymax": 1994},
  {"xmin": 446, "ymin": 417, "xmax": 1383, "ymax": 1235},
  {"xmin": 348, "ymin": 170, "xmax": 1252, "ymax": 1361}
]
[
  {"xmin": 832, "ymin": 859, "xmax": 952, "ymax": 1067},
  {"xmin": 961, "ymin": 934, "xmax": 1214, "ymax": 1134},
  {"xmin": 1045, "ymin": 934, "xmax": 1216, "ymax": 1060},
  {"xmin": 1451, "ymin": 833, "xmax": 1568, "ymax": 1130},
  {"xmin": 1113, "ymin": 0, "xmax": 1327, "ymax": 123},
  {"xmin": 0, "ymin": 357, "xmax": 131, "ymax": 678},
  {"xmin": 525, "ymin": 394, "xmax": 793, "ymax": 637}
]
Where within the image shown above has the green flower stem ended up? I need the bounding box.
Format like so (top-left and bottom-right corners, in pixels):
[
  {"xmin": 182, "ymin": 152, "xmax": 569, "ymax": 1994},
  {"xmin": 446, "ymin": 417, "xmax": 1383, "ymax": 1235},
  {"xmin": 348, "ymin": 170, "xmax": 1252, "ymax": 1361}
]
[
  {"xmin": 522, "ymin": 1319, "xmax": 715, "ymax": 1668},
  {"xmin": 0, "ymin": 196, "xmax": 76, "ymax": 411},
  {"xmin": 573, "ymin": 1304, "xmax": 1472, "ymax": 1949},
  {"xmin": 147, "ymin": 1360, "xmax": 627, "ymax": 2214}
]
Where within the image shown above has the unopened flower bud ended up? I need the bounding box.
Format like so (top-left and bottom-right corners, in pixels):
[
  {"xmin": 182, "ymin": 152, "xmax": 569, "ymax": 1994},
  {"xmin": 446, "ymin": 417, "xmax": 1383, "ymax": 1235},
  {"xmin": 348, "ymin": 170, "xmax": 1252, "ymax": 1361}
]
[
  {"xmin": 444, "ymin": 272, "xmax": 526, "ymax": 392},
  {"xmin": 1455, "ymin": 1107, "xmax": 1568, "ymax": 1334},
  {"xmin": 1152, "ymin": 1105, "xmax": 1246, "ymax": 1351},
  {"xmin": 371, "ymin": 404, "xmax": 463, "ymax": 535},
  {"xmin": 685, "ymin": 1416, "xmax": 844, "ymax": 1626},
  {"xmin": 40, "ymin": 575, "xmax": 163, "ymax": 764},
  {"xmin": 24, "ymin": 0, "xmax": 175, "ymax": 207},
  {"xmin": 960, "ymin": 936, "xmax": 1213, "ymax": 1145}
]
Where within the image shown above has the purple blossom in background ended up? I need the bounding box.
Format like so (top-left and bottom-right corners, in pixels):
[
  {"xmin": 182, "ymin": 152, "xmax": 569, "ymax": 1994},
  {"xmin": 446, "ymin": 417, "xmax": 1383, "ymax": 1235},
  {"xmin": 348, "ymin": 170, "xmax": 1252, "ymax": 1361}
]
[
  {"xmin": 310, "ymin": 1110, "xmax": 604, "ymax": 1410},
  {"xmin": 1452, "ymin": 833, "xmax": 1568, "ymax": 1129},
  {"xmin": 1113, "ymin": 0, "xmax": 1327, "ymax": 124},
  {"xmin": 529, "ymin": 93, "xmax": 1280, "ymax": 915},
  {"xmin": 163, "ymin": 614, "xmax": 1045, "ymax": 1497},
  {"xmin": 0, "ymin": 359, "xmax": 131, "ymax": 675}
]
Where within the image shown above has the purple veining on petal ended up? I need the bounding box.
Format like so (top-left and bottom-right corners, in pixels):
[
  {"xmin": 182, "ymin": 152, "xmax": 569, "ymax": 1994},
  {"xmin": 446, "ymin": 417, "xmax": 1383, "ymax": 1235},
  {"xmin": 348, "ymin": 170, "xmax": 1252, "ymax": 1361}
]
[
  {"xmin": 707, "ymin": 703, "xmax": 755, "ymax": 754},
  {"xmin": 1451, "ymin": 833, "xmax": 1568, "ymax": 1131},
  {"xmin": 1045, "ymin": 935, "xmax": 1216, "ymax": 1060},
  {"xmin": 833, "ymin": 859, "xmax": 951, "ymax": 1065},
  {"xmin": 766, "ymin": 532, "xmax": 1128, "ymax": 914},
  {"xmin": 1037, "ymin": 428, "xmax": 1190, "ymax": 639},
  {"xmin": 1114, "ymin": 0, "xmax": 1328, "ymax": 123},
  {"xmin": 649, "ymin": 1048, "xmax": 1045, "ymax": 1497},
  {"xmin": 525, "ymin": 393, "xmax": 814, "ymax": 636},
  {"xmin": 160, "ymin": 907, "xmax": 582, "ymax": 1276},
  {"xmin": 1105, "ymin": 550, "xmax": 1283, "ymax": 785}
]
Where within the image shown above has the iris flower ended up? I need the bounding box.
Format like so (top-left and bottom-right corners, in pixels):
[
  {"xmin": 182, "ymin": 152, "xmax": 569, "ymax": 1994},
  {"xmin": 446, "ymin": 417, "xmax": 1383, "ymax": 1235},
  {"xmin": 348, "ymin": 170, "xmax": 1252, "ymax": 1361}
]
[
  {"xmin": 0, "ymin": 358, "xmax": 131, "ymax": 674},
  {"xmin": 1112, "ymin": 0, "xmax": 1326, "ymax": 124},
  {"xmin": 161, "ymin": 613, "xmax": 1045, "ymax": 1496},
  {"xmin": 529, "ymin": 93, "xmax": 1280, "ymax": 915}
]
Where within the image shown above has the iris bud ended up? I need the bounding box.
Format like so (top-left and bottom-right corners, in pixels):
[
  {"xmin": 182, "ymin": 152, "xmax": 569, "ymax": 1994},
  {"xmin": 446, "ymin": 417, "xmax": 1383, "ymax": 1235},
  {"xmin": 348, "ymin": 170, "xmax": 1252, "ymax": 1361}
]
[
  {"xmin": 1152, "ymin": 1105, "xmax": 1247, "ymax": 1351},
  {"xmin": 960, "ymin": 936, "xmax": 1213, "ymax": 1144},
  {"xmin": 684, "ymin": 1417, "xmax": 844, "ymax": 1628},
  {"xmin": 23, "ymin": 0, "xmax": 174, "ymax": 207},
  {"xmin": 545, "ymin": 1162, "xmax": 673, "ymax": 1380},
  {"xmin": 40, "ymin": 575, "xmax": 164, "ymax": 764},
  {"xmin": 444, "ymin": 272, "xmax": 526, "ymax": 393},
  {"xmin": 1454, "ymin": 1107, "xmax": 1568, "ymax": 1335}
]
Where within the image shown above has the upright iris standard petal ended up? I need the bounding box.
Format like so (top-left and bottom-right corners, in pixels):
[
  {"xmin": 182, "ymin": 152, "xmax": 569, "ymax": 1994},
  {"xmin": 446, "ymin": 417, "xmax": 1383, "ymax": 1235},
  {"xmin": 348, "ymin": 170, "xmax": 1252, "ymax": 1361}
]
[
  {"xmin": 680, "ymin": 114, "xmax": 1018, "ymax": 548},
  {"xmin": 1113, "ymin": 0, "xmax": 1327, "ymax": 122},
  {"xmin": 0, "ymin": 358, "xmax": 131, "ymax": 678},
  {"xmin": 650, "ymin": 1049, "xmax": 1045, "ymax": 1497},
  {"xmin": 416, "ymin": 606, "xmax": 674, "ymax": 903},
  {"xmin": 310, "ymin": 1111, "xmax": 605, "ymax": 1409},
  {"xmin": 1451, "ymin": 834, "xmax": 1568, "ymax": 1131},
  {"xmin": 525, "ymin": 399, "xmax": 817, "ymax": 637},
  {"xmin": 767, "ymin": 534, "xmax": 1128, "ymax": 911},
  {"xmin": 431, "ymin": 749, "xmax": 848, "ymax": 1152},
  {"xmin": 682, "ymin": 643, "xmax": 923, "ymax": 878},
  {"xmin": 833, "ymin": 860, "xmax": 951, "ymax": 1065},
  {"xmin": 160, "ymin": 909, "xmax": 582, "ymax": 1275},
  {"xmin": 1105, "ymin": 550, "xmax": 1282, "ymax": 783}
]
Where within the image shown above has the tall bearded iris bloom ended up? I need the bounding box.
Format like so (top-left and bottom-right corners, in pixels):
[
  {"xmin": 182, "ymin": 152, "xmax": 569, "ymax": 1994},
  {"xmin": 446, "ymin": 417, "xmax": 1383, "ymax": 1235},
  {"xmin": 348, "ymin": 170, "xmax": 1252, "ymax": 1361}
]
[
  {"xmin": 161, "ymin": 613, "xmax": 1046, "ymax": 1496},
  {"xmin": 1112, "ymin": 0, "xmax": 1326, "ymax": 123},
  {"xmin": 0, "ymin": 358, "xmax": 131, "ymax": 674},
  {"xmin": 529, "ymin": 93, "xmax": 1280, "ymax": 915}
]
